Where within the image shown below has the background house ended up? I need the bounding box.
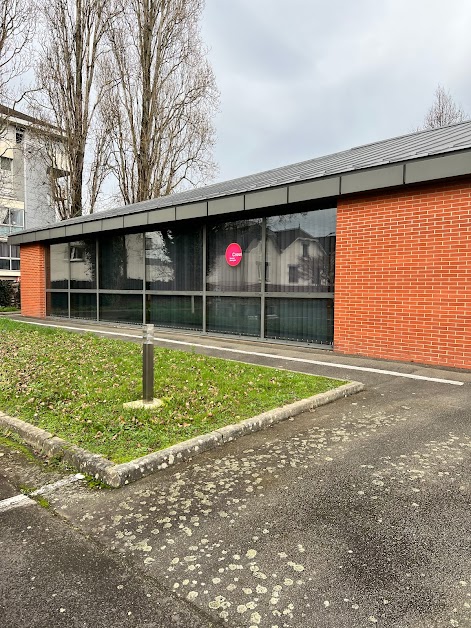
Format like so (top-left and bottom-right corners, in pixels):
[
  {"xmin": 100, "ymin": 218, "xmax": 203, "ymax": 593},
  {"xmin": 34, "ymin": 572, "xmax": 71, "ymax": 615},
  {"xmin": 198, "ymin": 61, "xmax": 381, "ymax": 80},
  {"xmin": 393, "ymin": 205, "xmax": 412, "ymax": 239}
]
[{"xmin": 0, "ymin": 105, "xmax": 67, "ymax": 281}]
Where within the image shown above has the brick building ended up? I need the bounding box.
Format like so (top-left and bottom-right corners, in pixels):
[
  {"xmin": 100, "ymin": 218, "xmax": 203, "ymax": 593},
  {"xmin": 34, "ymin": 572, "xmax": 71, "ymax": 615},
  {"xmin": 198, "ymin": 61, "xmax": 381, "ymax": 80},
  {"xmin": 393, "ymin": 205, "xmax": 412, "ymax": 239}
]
[{"xmin": 8, "ymin": 122, "xmax": 471, "ymax": 370}]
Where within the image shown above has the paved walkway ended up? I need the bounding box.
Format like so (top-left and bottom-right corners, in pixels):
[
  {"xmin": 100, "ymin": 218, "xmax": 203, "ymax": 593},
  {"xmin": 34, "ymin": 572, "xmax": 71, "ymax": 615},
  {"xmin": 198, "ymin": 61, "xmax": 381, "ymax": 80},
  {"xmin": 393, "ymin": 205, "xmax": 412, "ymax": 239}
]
[{"xmin": 2, "ymin": 316, "xmax": 471, "ymax": 627}]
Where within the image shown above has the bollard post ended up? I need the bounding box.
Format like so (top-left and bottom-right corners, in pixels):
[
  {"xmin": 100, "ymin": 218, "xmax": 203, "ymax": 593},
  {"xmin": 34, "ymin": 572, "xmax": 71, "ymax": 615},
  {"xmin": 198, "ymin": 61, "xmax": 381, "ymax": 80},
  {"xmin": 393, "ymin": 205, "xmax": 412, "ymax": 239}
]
[{"xmin": 142, "ymin": 324, "xmax": 154, "ymax": 403}]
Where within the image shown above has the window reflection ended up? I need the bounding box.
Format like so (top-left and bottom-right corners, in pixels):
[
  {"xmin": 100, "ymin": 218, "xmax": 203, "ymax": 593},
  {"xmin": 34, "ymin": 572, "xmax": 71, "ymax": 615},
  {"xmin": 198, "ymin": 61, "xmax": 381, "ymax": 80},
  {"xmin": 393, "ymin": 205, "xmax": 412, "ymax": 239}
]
[
  {"xmin": 47, "ymin": 243, "xmax": 69, "ymax": 288},
  {"xmin": 70, "ymin": 239, "xmax": 96, "ymax": 289},
  {"xmin": 266, "ymin": 209, "xmax": 336, "ymax": 292},
  {"xmin": 99, "ymin": 234, "xmax": 144, "ymax": 290},
  {"xmin": 207, "ymin": 219, "xmax": 262, "ymax": 292},
  {"xmin": 146, "ymin": 227, "xmax": 202, "ymax": 291}
]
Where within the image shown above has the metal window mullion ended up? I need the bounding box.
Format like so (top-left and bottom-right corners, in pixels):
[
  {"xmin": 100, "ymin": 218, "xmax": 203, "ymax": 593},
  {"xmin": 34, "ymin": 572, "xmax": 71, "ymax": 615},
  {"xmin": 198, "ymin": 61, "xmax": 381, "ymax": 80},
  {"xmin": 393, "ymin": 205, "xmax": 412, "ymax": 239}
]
[
  {"xmin": 260, "ymin": 217, "xmax": 266, "ymax": 339},
  {"xmin": 96, "ymin": 238, "xmax": 100, "ymax": 322},
  {"xmin": 202, "ymin": 224, "xmax": 207, "ymax": 333},
  {"xmin": 67, "ymin": 242, "xmax": 71, "ymax": 318},
  {"xmin": 143, "ymin": 231, "xmax": 147, "ymax": 324}
]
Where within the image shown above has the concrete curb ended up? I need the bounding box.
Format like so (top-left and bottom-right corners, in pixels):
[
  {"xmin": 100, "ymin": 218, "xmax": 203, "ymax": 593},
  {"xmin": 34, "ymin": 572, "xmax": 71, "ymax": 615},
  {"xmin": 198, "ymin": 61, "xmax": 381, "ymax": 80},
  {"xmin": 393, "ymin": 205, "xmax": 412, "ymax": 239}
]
[{"xmin": 0, "ymin": 381, "xmax": 364, "ymax": 488}]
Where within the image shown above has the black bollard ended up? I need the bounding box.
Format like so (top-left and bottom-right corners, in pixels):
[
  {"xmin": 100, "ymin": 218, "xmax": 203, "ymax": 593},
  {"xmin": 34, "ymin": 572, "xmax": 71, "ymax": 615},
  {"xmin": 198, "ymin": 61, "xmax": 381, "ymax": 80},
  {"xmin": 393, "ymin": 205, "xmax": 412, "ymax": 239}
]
[{"xmin": 142, "ymin": 324, "xmax": 154, "ymax": 403}]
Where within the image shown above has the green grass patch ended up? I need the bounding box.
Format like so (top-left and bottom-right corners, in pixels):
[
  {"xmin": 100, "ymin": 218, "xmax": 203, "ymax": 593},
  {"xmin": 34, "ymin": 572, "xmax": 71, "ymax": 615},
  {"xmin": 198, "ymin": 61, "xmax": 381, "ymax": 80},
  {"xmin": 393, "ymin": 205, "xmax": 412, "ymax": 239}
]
[
  {"xmin": 0, "ymin": 307, "xmax": 20, "ymax": 313},
  {"xmin": 34, "ymin": 495, "xmax": 50, "ymax": 509},
  {"xmin": 0, "ymin": 319, "xmax": 345, "ymax": 463}
]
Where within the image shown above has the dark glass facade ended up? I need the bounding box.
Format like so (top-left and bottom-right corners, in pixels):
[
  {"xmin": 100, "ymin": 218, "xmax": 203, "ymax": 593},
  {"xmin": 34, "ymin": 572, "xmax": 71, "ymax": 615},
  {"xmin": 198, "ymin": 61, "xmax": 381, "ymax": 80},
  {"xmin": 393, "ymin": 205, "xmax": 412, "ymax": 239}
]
[
  {"xmin": 99, "ymin": 234, "xmax": 144, "ymax": 290},
  {"xmin": 45, "ymin": 207, "xmax": 336, "ymax": 345},
  {"xmin": 207, "ymin": 296, "xmax": 261, "ymax": 337},
  {"xmin": 146, "ymin": 228, "xmax": 203, "ymax": 291},
  {"xmin": 148, "ymin": 295, "xmax": 203, "ymax": 330}
]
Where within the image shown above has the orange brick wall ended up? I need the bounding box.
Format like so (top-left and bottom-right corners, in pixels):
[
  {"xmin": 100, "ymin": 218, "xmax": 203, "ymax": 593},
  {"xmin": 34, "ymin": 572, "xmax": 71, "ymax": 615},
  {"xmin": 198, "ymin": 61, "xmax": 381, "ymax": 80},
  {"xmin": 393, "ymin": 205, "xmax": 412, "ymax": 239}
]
[
  {"xmin": 335, "ymin": 179, "xmax": 471, "ymax": 369},
  {"xmin": 20, "ymin": 243, "xmax": 47, "ymax": 318}
]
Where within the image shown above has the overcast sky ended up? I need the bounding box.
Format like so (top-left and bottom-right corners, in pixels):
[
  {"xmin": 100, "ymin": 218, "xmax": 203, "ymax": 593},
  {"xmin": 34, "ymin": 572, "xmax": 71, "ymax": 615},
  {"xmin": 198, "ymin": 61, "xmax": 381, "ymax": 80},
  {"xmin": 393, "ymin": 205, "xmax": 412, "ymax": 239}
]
[{"xmin": 201, "ymin": 0, "xmax": 471, "ymax": 183}]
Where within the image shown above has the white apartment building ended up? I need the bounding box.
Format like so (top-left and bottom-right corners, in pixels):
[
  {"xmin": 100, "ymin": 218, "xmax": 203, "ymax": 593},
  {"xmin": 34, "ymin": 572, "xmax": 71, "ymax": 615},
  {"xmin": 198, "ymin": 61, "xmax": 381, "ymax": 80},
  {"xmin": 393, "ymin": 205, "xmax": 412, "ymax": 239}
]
[{"xmin": 0, "ymin": 105, "xmax": 67, "ymax": 281}]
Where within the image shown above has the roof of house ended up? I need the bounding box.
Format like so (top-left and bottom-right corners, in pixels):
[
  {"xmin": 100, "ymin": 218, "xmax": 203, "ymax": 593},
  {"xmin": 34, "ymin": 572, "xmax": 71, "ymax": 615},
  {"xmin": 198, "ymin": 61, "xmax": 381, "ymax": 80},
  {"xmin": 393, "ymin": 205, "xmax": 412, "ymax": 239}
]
[
  {"xmin": 9, "ymin": 119, "xmax": 471, "ymax": 245},
  {"xmin": 0, "ymin": 104, "xmax": 62, "ymax": 133}
]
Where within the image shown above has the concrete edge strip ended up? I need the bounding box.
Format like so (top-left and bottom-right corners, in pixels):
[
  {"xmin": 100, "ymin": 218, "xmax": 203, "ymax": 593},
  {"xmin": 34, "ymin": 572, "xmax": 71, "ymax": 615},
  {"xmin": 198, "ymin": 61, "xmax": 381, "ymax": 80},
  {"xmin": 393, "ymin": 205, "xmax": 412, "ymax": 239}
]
[
  {"xmin": 0, "ymin": 493, "xmax": 35, "ymax": 513},
  {"xmin": 0, "ymin": 381, "xmax": 363, "ymax": 488}
]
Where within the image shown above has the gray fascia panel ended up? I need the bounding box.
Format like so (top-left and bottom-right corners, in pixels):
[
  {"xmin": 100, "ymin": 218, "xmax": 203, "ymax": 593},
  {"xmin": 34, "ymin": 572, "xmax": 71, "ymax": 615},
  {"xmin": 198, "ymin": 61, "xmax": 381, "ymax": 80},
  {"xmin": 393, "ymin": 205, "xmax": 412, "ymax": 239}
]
[
  {"xmin": 148, "ymin": 206, "xmax": 176, "ymax": 225},
  {"xmin": 124, "ymin": 212, "xmax": 148, "ymax": 229},
  {"xmin": 176, "ymin": 202, "xmax": 207, "ymax": 220},
  {"xmin": 289, "ymin": 177, "xmax": 340, "ymax": 204},
  {"xmin": 208, "ymin": 195, "xmax": 244, "ymax": 216},
  {"xmin": 83, "ymin": 219, "xmax": 102, "ymax": 234},
  {"xmin": 404, "ymin": 150, "xmax": 471, "ymax": 184},
  {"xmin": 37, "ymin": 229, "xmax": 52, "ymax": 241},
  {"xmin": 341, "ymin": 164, "xmax": 404, "ymax": 195},
  {"xmin": 65, "ymin": 223, "xmax": 83, "ymax": 237},
  {"xmin": 245, "ymin": 187, "xmax": 288, "ymax": 211},
  {"xmin": 102, "ymin": 216, "xmax": 124, "ymax": 231},
  {"xmin": 49, "ymin": 226, "xmax": 67, "ymax": 240},
  {"xmin": 8, "ymin": 233, "xmax": 23, "ymax": 245}
]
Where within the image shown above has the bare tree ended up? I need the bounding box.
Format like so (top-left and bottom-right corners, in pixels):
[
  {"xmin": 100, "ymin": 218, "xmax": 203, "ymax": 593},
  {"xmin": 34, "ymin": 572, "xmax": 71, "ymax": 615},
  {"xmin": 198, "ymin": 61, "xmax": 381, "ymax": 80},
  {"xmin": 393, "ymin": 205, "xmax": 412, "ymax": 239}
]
[
  {"xmin": 0, "ymin": 0, "xmax": 33, "ymax": 103},
  {"xmin": 100, "ymin": 0, "xmax": 219, "ymax": 205},
  {"xmin": 0, "ymin": 0, "xmax": 34, "ymax": 199},
  {"xmin": 422, "ymin": 85, "xmax": 468, "ymax": 130},
  {"xmin": 30, "ymin": 0, "xmax": 114, "ymax": 218}
]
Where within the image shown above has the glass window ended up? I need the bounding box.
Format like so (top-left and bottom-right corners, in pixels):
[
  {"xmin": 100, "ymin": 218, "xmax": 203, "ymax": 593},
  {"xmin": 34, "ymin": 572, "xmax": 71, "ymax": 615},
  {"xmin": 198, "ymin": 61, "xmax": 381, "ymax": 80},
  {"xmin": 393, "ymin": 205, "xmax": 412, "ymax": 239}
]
[
  {"xmin": 0, "ymin": 259, "xmax": 9, "ymax": 270},
  {"xmin": 11, "ymin": 259, "xmax": 20, "ymax": 270},
  {"xmin": 288, "ymin": 265, "xmax": 299, "ymax": 284},
  {"xmin": 99, "ymin": 294, "xmax": 143, "ymax": 324},
  {"xmin": 10, "ymin": 244, "xmax": 20, "ymax": 258},
  {"xmin": 265, "ymin": 298, "xmax": 334, "ymax": 345},
  {"xmin": 99, "ymin": 234, "xmax": 144, "ymax": 290},
  {"xmin": 207, "ymin": 297, "xmax": 261, "ymax": 337},
  {"xmin": 266, "ymin": 208, "xmax": 336, "ymax": 293},
  {"xmin": 207, "ymin": 219, "xmax": 262, "ymax": 292},
  {"xmin": 70, "ymin": 239, "xmax": 96, "ymax": 289},
  {"xmin": 146, "ymin": 227, "xmax": 202, "ymax": 291},
  {"xmin": 0, "ymin": 157, "xmax": 12, "ymax": 171},
  {"xmin": 47, "ymin": 243, "xmax": 69, "ymax": 289},
  {"xmin": 0, "ymin": 242, "xmax": 9, "ymax": 257},
  {"xmin": 70, "ymin": 293, "xmax": 97, "ymax": 320},
  {"xmin": 47, "ymin": 292, "xmax": 68, "ymax": 317},
  {"xmin": 148, "ymin": 295, "xmax": 203, "ymax": 331},
  {"xmin": 9, "ymin": 209, "xmax": 24, "ymax": 227},
  {"xmin": 15, "ymin": 127, "xmax": 24, "ymax": 144}
]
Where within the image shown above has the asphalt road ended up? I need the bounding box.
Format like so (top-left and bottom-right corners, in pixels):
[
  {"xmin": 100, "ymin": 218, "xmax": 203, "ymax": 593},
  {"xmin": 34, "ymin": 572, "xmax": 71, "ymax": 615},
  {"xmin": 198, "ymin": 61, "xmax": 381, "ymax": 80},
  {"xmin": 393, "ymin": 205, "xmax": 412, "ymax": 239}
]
[{"xmin": 1, "ymin": 320, "xmax": 470, "ymax": 627}]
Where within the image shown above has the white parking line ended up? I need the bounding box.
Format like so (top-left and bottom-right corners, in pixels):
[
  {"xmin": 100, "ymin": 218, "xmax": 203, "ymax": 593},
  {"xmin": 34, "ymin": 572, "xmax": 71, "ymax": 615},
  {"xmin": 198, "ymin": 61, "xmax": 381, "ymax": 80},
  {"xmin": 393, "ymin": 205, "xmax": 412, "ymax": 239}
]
[
  {"xmin": 19, "ymin": 320, "xmax": 465, "ymax": 386},
  {"xmin": 0, "ymin": 494, "xmax": 34, "ymax": 513},
  {"xmin": 0, "ymin": 474, "xmax": 85, "ymax": 514}
]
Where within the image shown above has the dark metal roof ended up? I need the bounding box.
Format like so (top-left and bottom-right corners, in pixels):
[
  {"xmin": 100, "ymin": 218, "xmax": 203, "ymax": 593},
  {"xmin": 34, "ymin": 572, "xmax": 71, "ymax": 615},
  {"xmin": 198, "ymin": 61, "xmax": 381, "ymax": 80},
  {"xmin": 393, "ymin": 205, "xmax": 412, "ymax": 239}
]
[{"xmin": 9, "ymin": 119, "xmax": 471, "ymax": 244}]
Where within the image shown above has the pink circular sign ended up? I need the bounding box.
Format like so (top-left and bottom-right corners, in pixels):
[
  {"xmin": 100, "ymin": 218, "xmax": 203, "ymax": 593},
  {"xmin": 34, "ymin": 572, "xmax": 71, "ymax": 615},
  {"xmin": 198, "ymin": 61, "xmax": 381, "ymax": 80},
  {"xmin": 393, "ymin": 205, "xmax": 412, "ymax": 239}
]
[{"xmin": 225, "ymin": 243, "xmax": 243, "ymax": 266}]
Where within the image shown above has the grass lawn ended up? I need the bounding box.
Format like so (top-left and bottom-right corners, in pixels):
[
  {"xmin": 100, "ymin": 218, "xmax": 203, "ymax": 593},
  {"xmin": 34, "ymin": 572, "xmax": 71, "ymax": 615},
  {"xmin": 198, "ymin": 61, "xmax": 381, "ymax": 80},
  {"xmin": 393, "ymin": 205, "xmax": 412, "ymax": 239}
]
[{"xmin": 0, "ymin": 319, "xmax": 345, "ymax": 463}]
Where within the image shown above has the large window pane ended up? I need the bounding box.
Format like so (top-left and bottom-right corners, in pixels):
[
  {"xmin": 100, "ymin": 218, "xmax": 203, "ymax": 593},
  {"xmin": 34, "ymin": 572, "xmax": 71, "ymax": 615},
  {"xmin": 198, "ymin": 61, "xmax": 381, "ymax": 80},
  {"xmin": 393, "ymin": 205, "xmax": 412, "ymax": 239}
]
[
  {"xmin": 99, "ymin": 294, "xmax": 143, "ymax": 324},
  {"xmin": 47, "ymin": 243, "xmax": 69, "ymax": 289},
  {"xmin": 70, "ymin": 240, "xmax": 96, "ymax": 289},
  {"xmin": 10, "ymin": 209, "xmax": 24, "ymax": 227},
  {"xmin": 47, "ymin": 292, "xmax": 68, "ymax": 317},
  {"xmin": 71, "ymin": 293, "xmax": 97, "ymax": 320},
  {"xmin": 148, "ymin": 295, "xmax": 202, "ymax": 331},
  {"xmin": 265, "ymin": 298, "xmax": 334, "ymax": 345},
  {"xmin": 266, "ymin": 208, "xmax": 336, "ymax": 293},
  {"xmin": 207, "ymin": 219, "xmax": 262, "ymax": 292},
  {"xmin": 146, "ymin": 227, "xmax": 202, "ymax": 291},
  {"xmin": 207, "ymin": 297, "xmax": 260, "ymax": 336},
  {"xmin": 99, "ymin": 234, "xmax": 144, "ymax": 290}
]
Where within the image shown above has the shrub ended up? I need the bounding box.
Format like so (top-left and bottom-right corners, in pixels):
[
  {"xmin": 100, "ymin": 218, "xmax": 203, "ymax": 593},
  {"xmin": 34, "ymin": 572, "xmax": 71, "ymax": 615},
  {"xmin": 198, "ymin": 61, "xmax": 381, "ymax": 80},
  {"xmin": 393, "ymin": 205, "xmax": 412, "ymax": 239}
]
[{"xmin": 0, "ymin": 280, "xmax": 20, "ymax": 308}]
